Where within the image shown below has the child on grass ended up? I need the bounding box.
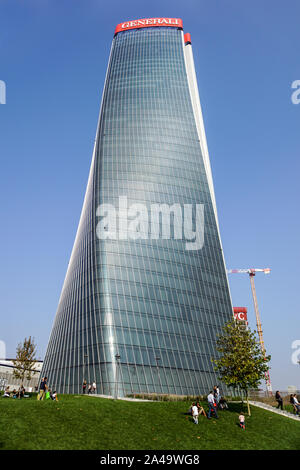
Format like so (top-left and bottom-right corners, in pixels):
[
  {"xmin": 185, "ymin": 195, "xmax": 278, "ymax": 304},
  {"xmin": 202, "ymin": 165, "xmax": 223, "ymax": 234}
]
[
  {"xmin": 192, "ymin": 403, "xmax": 199, "ymax": 424},
  {"xmin": 239, "ymin": 413, "xmax": 245, "ymax": 429}
]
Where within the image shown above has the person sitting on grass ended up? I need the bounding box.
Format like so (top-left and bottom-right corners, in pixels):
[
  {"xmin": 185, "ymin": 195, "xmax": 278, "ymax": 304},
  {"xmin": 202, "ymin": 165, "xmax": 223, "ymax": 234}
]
[
  {"xmin": 3, "ymin": 387, "xmax": 10, "ymax": 398},
  {"xmin": 52, "ymin": 390, "xmax": 58, "ymax": 401},
  {"xmin": 196, "ymin": 401, "xmax": 206, "ymax": 417},
  {"xmin": 17, "ymin": 385, "xmax": 25, "ymax": 399},
  {"xmin": 239, "ymin": 413, "xmax": 245, "ymax": 430},
  {"xmin": 219, "ymin": 396, "xmax": 228, "ymax": 410}
]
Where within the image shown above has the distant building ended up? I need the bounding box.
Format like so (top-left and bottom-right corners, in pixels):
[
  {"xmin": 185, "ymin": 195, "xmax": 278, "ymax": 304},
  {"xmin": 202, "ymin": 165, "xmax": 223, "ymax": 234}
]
[{"xmin": 0, "ymin": 359, "xmax": 43, "ymax": 391}]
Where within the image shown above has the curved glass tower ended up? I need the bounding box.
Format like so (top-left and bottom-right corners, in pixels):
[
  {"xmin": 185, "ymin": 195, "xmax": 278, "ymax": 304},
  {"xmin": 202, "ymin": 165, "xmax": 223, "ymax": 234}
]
[{"xmin": 42, "ymin": 18, "xmax": 233, "ymax": 396}]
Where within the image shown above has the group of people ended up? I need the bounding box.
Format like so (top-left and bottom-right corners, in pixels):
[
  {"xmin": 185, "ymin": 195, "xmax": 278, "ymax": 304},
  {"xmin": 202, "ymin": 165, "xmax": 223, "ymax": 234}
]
[
  {"xmin": 37, "ymin": 376, "xmax": 58, "ymax": 401},
  {"xmin": 289, "ymin": 393, "xmax": 300, "ymax": 415},
  {"xmin": 190, "ymin": 386, "xmax": 229, "ymax": 424},
  {"xmin": 207, "ymin": 387, "xmax": 229, "ymax": 418},
  {"xmin": 189, "ymin": 386, "xmax": 247, "ymax": 429},
  {"xmin": 2, "ymin": 385, "xmax": 26, "ymax": 399},
  {"xmin": 82, "ymin": 380, "xmax": 97, "ymax": 394},
  {"xmin": 275, "ymin": 390, "xmax": 300, "ymax": 415},
  {"xmin": 190, "ymin": 401, "xmax": 206, "ymax": 424}
]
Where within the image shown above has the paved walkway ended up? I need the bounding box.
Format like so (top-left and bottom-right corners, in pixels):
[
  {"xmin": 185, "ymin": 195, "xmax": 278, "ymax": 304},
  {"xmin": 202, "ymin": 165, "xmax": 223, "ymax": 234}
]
[
  {"xmin": 249, "ymin": 400, "xmax": 300, "ymax": 422},
  {"xmin": 85, "ymin": 395, "xmax": 300, "ymax": 416},
  {"xmin": 86, "ymin": 393, "xmax": 154, "ymax": 402}
]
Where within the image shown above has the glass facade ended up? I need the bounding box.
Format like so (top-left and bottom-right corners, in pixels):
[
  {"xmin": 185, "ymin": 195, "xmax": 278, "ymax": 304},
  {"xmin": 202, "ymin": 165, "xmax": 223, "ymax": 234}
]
[{"xmin": 42, "ymin": 23, "xmax": 233, "ymax": 396}]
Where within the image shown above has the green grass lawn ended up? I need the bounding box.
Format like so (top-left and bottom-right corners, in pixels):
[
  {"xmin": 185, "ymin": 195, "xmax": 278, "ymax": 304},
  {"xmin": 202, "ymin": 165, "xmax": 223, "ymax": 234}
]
[{"xmin": 0, "ymin": 394, "xmax": 299, "ymax": 450}]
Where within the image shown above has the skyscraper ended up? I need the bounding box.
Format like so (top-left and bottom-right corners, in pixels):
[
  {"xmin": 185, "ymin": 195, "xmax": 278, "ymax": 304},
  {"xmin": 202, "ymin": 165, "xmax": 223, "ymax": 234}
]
[{"xmin": 42, "ymin": 18, "xmax": 233, "ymax": 396}]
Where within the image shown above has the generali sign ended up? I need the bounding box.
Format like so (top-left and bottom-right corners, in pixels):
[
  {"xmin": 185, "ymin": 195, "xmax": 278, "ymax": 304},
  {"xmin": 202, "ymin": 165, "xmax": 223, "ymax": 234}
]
[
  {"xmin": 233, "ymin": 307, "xmax": 248, "ymax": 323},
  {"xmin": 115, "ymin": 18, "xmax": 183, "ymax": 34}
]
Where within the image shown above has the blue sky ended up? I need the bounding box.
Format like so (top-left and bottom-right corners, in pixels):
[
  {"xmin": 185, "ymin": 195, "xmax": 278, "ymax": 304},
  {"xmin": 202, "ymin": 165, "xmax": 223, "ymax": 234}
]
[{"xmin": 0, "ymin": 0, "xmax": 300, "ymax": 390}]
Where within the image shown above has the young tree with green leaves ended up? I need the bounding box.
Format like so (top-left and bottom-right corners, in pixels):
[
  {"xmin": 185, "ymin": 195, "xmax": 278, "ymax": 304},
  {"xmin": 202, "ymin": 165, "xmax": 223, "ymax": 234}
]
[
  {"xmin": 212, "ymin": 320, "xmax": 271, "ymax": 416},
  {"xmin": 12, "ymin": 336, "xmax": 38, "ymax": 385}
]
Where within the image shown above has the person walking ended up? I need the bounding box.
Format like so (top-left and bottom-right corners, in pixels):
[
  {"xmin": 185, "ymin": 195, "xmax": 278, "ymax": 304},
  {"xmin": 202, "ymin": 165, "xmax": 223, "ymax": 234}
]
[
  {"xmin": 292, "ymin": 394, "xmax": 300, "ymax": 415},
  {"xmin": 87, "ymin": 383, "xmax": 92, "ymax": 395},
  {"xmin": 92, "ymin": 381, "xmax": 96, "ymax": 394},
  {"xmin": 37, "ymin": 377, "xmax": 48, "ymax": 400},
  {"xmin": 207, "ymin": 390, "xmax": 219, "ymax": 419},
  {"xmin": 275, "ymin": 391, "xmax": 283, "ymax": 410},
  {"xmin": 82, "ymin": 380, "xmax": 87, "ymax": 394}
]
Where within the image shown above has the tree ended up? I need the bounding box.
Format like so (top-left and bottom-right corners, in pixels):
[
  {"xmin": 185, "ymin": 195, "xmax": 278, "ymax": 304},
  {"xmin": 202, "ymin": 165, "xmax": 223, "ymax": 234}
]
[
  {"xmin": 12, "ymin": 336, "xmax": 38, "ymax": 384},
  {"xmin": 212, "ymin": 320, "xmax": 271, "ymax": 416}
]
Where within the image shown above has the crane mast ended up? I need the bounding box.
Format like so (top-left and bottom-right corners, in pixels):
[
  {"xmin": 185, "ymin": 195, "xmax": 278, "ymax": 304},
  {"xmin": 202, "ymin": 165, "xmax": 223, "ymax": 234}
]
[
  {"xmin": 249, "ymin": 273, "xmax": 264, "ymax": 351},
  {"xmin": 227, "ymin": 268, "xmax": 272, "ymax": 394}
]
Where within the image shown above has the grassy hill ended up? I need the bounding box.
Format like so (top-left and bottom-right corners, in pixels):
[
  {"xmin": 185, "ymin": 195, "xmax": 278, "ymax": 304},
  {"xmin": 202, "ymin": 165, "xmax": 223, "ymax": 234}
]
[{"xmin": 0, "ymin": 394, "xmax": 299, "ymax": 450}]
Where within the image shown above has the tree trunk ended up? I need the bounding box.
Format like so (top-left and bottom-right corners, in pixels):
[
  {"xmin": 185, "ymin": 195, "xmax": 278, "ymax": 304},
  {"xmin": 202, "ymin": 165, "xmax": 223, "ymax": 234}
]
[{"xmin": 246, "ymin": 390, "xmax": 251, "ymax": 416}]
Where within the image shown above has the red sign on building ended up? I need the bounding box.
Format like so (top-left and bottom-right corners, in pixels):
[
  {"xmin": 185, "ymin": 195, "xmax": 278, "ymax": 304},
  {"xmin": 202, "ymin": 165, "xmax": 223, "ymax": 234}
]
[
  {"xmin": 115, "ymin": 18, "xmax": 183, "ymax": 35},
  {"xmin": 233, "ymin": 307, "xmax": 248, "ymax": 323}
]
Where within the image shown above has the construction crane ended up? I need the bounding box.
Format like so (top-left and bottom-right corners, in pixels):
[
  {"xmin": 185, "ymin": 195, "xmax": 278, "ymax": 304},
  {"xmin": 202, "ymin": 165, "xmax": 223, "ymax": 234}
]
[{"xmin": 227, "ymin": 268, "xmax": 272, "ymax": 393}]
